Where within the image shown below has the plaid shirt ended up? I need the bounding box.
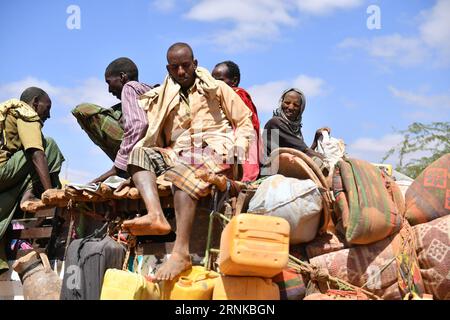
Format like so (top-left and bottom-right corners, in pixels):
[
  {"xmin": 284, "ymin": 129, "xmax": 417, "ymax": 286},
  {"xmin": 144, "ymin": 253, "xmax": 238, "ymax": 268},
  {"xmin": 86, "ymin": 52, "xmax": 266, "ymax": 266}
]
[{"xmin": 114, "ymin": 81, "xmax": 152, "ymax": 171}]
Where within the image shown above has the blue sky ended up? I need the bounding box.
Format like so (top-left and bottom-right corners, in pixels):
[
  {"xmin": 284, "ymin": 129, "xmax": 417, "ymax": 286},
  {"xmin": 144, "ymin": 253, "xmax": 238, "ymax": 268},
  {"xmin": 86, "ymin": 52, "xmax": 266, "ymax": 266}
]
[{"xmin": 1, "ymin": 0, "xmax": 449, "ymax": 182}]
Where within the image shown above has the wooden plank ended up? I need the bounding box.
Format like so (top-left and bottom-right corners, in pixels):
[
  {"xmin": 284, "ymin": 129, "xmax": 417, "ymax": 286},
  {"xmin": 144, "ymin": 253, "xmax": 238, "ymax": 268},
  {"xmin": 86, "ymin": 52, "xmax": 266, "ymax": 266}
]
[
  {"xmin": 9, "ymin": 227, "xmax": 52, "ymax": 239},
  {"xmin": 34, "ymin": 208, "xmax": 56, "ymax": 218}
]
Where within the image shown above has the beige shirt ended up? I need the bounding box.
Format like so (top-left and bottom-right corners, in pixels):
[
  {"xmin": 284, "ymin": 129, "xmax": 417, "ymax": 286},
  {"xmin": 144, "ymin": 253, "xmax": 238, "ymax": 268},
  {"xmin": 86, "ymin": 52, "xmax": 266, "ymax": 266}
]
[
  {"xmin": 164, "ymin": 81, "xmax": 238, "ymax": 156},
  {"xmin": 0, "ymin": 114, "xmax": 44, "ymax": 165},
  {"xmin": 136, "ymin": 67, "xmax": 255, "ymax": 164}
]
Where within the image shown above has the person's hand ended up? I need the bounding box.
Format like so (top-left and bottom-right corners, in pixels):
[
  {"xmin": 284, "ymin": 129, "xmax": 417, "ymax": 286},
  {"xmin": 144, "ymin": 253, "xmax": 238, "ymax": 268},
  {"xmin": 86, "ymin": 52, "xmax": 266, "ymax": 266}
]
[
  {"xmin": 88, "ymin": 177, "xmax": 103, "ymax": 184},
  {"xmin": 312, "ymin": 127, "xmax": 332, "ymax": 150},
  {"xmin": 315, "ymin": 127, "xmax": 331, "ymax": 137},
  {"xmin": 115, "ymin": 178, "xmax": 132, "ymax": 193},
  {"xmin": 87, "ymin": 166, "xmax": 118, "ymax": 184}
]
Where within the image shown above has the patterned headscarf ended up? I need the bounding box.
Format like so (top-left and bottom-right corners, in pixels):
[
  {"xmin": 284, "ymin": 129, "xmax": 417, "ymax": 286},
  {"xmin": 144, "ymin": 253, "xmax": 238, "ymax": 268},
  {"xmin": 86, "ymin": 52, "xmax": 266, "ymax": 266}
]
[{"xmin": 273, "ymin": 88, "xmax": 306, "ymax": 137}]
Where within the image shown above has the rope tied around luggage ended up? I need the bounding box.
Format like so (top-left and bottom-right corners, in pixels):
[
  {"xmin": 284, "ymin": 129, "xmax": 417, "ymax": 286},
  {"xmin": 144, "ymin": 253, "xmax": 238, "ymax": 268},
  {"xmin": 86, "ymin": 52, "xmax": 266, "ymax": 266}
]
[
  {"xmin": 396, "ymin": 218, "xmax": 422, "ymax": 297},
  {"xmin": 361, "ymin": 256, "xmax": 396, "ymax": 290},
  {"xmin": 288, "ymin": 254, "xmax": 382, "ymax": 300},
  {"xmin": 308, "ymin": 265, "xmax": 330, "ymax": 283},
  {"xmin": 121, "ymin": 234, "xmax": 137, "ymax": 271}
]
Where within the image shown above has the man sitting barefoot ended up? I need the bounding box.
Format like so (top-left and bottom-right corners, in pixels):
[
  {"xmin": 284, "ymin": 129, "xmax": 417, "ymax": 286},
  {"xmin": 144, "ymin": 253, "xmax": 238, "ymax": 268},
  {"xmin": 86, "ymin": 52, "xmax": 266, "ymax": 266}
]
[{"xmin": 121, "ymin": 42, "xmax": 254, "ymax": 280}]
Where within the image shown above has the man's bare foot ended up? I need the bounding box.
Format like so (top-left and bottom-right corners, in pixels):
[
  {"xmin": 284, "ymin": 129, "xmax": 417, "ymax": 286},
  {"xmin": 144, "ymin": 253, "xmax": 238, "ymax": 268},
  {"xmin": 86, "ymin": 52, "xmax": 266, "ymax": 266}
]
[
  {"xmin": 41, "ymin": 189, "xmax": 67, "ymax": 205},
  {"xmin": 155, "ymin": 252, "xmax": 192, "ymax": 281},
  {"xmin": 20, "ymin": 199, "xmax": 50, "ymax": 213},
  {"xmin": 122, "ymin": 214, "xmax": 172, "ymax": 236}
]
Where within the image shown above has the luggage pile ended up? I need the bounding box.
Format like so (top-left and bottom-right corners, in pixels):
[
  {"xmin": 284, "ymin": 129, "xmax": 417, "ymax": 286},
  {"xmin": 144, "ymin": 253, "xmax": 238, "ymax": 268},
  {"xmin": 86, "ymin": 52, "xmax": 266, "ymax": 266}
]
[
  {"xmin": 257, "ymin": 150, "xmax": 449, "ymax": 300},
  {"xmin": 138, "ymin": 213, "xmax": 289, "ymax": 301},
  {"xmin": 95, "ymin": 213, "xmax": 289, "ymax": 301},
  {"xmin": 12, "ymin": 149, "xmax": 449, "ymax": 300},
  {"xmin": 405, "ymin": 154, "xmax": 450, "ymax": 300}
]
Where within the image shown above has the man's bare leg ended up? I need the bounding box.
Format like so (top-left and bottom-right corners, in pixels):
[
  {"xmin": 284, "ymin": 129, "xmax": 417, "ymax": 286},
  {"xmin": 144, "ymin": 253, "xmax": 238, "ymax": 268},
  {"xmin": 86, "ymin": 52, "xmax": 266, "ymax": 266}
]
[
  {"xmin": 155, "ymin": 187, "xmax": 196, "ymax": 281},
  {"xmin": 122, "ymin": 166, "xmax": 171, "ymax": 235}
]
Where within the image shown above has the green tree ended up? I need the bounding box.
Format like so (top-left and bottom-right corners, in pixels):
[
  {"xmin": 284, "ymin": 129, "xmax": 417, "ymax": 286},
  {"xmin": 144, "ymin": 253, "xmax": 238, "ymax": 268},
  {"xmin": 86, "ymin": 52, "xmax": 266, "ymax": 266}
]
[{"xmin": 382, "ymin": 122, "xmax": 450, "ymax": 179}]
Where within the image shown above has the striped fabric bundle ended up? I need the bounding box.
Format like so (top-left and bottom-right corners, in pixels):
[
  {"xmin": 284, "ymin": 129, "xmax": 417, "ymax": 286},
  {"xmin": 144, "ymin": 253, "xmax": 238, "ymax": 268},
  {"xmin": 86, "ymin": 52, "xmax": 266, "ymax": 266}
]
[
  {"xmin": 272, "ymin": 268, "xmax": 307, "ymax": 300},
  {"xmin": 332, "ymin": 158, "xmax": 404, "ymax": 244},
  {"xmin": 405, "ymin": 154, "xmax": 450, "ymax": 226},
  {"xmin": 72, "ymin": 103, "xmax": 123, "ymax": 161}
]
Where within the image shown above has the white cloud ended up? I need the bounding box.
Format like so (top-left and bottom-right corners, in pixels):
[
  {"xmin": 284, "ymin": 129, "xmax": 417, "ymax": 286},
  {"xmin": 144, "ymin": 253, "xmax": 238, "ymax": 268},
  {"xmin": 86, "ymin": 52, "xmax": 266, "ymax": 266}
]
[
  {"xmin": 419, "ymin": 0, "xmax": 450, "ymax": 65},
  {"xmin": 292, "ymin": 75, "xmax": 326, "ymax": 97},
  {"xmin": 151, "ymin": 0, "xmax": 176, "ymax": 13},
  {"xmin": 389, "ymin": 86, "xmax": 450, "ymax": 110},
  {"xmin": 0, "ymin": 77, "xmax": 118, "ymax": 125},
  {"xmin": 55, "ymin": 77, "xmax": 118, "ymax": 108},
  {"xmin": 0, "ymin": 77, "xmax": 57, "ymax": 101},
  {"xmin": 346, "ymin": 133, "xmax": 404, "ymax": 162},
  {"xmin": 185, "ymin": 0, "xmax": 364, "ymax": 51},
  {"xmin": 186, "ymin": 0, "xmax": 295, "ymax": 24},
  {"xmin": 248, "ymin": 74, "xmax": 327, "ymax": 113},
  {"xmin": 389, "ymin": 86, "xmax": 450, "ymax": 121},
  {"xmin": 338, "ymin": 0, "xmax": 450, "ymax": 67},
  {"xmin": 347, "ymin": 132, "xmax": 442, "ymax": 168},
  {"xmin": 294, "ymin": 0, "xmax": 363, "ymax": 15},
  {"xmin": 248, "ymin": 81, "xmax": 288, "ymax": 113},
  {"xmin": 185, "ymin": 0, "xmax": 296, "ymax": 51},
  {"xmin": 339, "ymin": 34, "xmax": 428, "ymax": 67},
  {"xmin": 0, "ymin": 77, "xmax": 118, "ymax": 183}
]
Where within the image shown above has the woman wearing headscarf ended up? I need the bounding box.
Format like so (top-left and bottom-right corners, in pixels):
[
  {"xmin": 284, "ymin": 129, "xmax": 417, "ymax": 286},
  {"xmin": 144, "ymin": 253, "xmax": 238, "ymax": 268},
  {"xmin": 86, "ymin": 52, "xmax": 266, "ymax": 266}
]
[{"xmin": 263, "ymin": 87, "xmax": 326, "ymax": 160}]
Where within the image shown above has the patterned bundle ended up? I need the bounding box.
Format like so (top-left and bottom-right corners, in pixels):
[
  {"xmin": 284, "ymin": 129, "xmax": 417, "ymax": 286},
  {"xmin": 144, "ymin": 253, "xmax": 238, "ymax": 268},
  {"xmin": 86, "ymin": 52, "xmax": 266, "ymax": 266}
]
[
  {"xmin": 412, "ymin": 215, "xmax": 450, "ymax": 300},
  {"xmin": 405, "ymin": 154, "xmax": 450, "ymax": 226},
  {"xmin": 272, "ymin": 268, "xmax": 307, "ymax": 300},
  {"xmin": 310, "ymin": 223, "xmax": 424, "ymax": 300},
  {"xmin": 332, "ymin": 158, "xmax": 404, "ymax": 244}
]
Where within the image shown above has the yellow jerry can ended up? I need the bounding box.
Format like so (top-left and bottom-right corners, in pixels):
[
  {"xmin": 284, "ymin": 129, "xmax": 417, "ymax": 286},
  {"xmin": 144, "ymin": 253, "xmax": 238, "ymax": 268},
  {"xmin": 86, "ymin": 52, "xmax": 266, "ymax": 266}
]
[
  {"xmin": 100, "ymin": 269, "xmax": 160, "ymax": 300},
  {"xmin": 161, "ymin": 266, "xmax": 219, "ymax": 300},
  {"xmin": 212, "ymin": 275, "xmax": 280, "ymax": 300},
  {"xmin": 218, "ymin": 213, "xmax": 290, "ymax": 278}
]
